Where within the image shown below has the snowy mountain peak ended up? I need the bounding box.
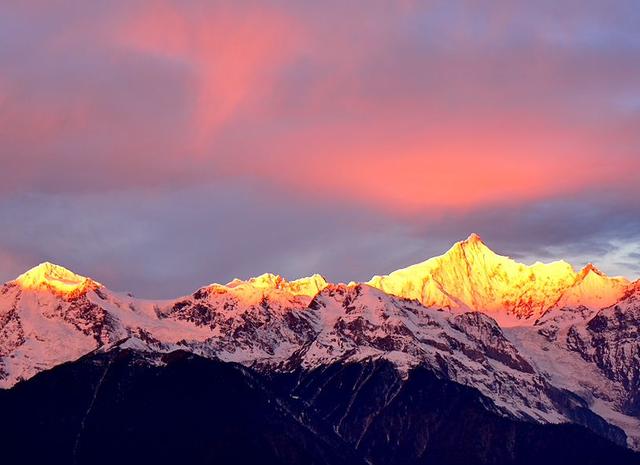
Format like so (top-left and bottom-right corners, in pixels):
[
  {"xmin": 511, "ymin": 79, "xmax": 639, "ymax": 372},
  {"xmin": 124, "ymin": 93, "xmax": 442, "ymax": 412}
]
[
  {"xmin": 464, "ymin": 232, "xmax": 484, "ymax": 245},
  {"xmin": 451, "ymin": 232, "xmax": 490, "ymax": 254},
  {"xmin": 550, "ymin": 263, "xmax": 630, "ymax": 311},
  {"xmin": 578, "ymin": 263, "xmax": 606, "ymax": 279},
  {"xmin": 288, "ymin": 273, "xmax": 329, "ymax": 296},
  {"xmin": 366, "ymin": 236, "xmax": 610, "ymax": 324},
  {"xmin": 224, "ymin": 272, "xmax": 328, "ymax": 298},
  {"xmin": 238, "ymin": 273, "xmax": 285, "ymax": 289},
  {"xmin": 441, "ymin": 233, "xmax": 512, "ymax": 269},
  {"xmin": 13, "ymin": 262, "xmax": 98, "ymax": 295}
]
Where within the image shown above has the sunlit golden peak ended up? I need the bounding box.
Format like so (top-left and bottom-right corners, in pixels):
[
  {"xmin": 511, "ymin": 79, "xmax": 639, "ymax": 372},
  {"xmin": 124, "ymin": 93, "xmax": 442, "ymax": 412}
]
[
  {"xmin": 247, "ymin": 273, "xmax": 284, "ymax": 289},
  {"xmin": 14, "ymin": 262, "xmax": 98, "ymax": 295},
  {"xmin": 450, "ymin": 233, "xmax": 490, "ymax": 253},
  {"xmin": 578, "ymin": 263, "xmax": 606, "ymax": 279},
  {"xmin": 465, "ymin": 233, "xmax": 484, "ymax": 244},
  {"xmin": 366, "ymin": 234, "xmax": 632, "ymax": 325},
  {"xmin": 226, "ymin": 273, "xmax": 328, "ymax": 298}
]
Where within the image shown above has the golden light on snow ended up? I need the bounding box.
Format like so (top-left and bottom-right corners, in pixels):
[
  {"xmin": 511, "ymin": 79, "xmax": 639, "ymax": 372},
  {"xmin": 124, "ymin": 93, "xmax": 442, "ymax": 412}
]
[
  {"xmin": 12, "ymin": 235, "xmax": 630, "ymax": 321},
  {"xmin": 367, "ymin": 234, "xmax": 630, "ymax": 326},
  {"xmin": 227, "ymin": 273, "xmax": 328, "ymax": 298},
  {"xmin": 15, "ymin": 262, "xmax": 98, "ymax": 296}
]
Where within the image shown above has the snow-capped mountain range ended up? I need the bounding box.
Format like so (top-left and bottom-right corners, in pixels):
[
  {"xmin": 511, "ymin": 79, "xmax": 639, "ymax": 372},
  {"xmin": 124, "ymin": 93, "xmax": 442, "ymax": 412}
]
[{"xmin": 1, "ymin": 234, "xmax": 639, "ymax": 450}]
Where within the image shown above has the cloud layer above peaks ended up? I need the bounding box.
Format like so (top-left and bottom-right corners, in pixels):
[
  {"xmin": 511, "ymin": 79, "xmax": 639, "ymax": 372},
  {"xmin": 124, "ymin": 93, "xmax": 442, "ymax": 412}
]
[{"xmin": 1, "ymin": 0, "xmax": 639, "ymax": 295}]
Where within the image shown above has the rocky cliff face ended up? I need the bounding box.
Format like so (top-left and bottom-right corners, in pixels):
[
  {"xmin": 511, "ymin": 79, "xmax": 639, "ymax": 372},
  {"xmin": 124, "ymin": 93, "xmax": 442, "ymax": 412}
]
[{"xmin": 566, "ymin": 282, "xmax": 640, "ymax": 416}]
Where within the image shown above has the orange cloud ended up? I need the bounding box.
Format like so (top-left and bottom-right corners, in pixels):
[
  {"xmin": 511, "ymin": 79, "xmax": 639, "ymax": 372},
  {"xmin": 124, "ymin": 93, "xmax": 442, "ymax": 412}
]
[{"xmin": 217, "ymin": 108, "xmax": 638, "ymax": 213}]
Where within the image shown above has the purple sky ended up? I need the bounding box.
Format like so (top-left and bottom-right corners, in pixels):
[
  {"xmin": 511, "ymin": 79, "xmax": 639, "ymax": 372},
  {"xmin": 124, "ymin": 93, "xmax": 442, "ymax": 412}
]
[{"xmin": 1, "ymin": 1, "xmax": 639, "ymax": 297}]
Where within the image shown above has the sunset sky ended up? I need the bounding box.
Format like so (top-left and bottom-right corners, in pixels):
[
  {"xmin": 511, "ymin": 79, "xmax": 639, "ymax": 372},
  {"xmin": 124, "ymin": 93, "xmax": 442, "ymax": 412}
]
[{"xmin": 1, "ymin": 0, "xmax": 639, "ymax": 297}]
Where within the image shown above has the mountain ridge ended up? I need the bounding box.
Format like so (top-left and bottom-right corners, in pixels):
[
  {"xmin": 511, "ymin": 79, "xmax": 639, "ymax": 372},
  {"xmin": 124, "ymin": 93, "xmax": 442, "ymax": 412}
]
[
  {"xmin": 1, "ymin": 235, "xmax": 640, "ymax": 451},
  {"xmin": 8, "ymin": 233, "xmax": 632, "ymax": 312}
]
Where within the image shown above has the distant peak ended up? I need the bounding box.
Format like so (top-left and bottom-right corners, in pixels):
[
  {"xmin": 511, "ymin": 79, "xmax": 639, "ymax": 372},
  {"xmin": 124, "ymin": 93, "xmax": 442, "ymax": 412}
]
[
  {"xmin": 14, "ymin": 262, "xmax": 97, "ymax": 295},
  {"xmin": 578, "ymin": 263, "xmax": 606, "ymax": 279},
  {"xmin": 18, "ymin": 262, "xmax": 85, "ymax": 282},
  {"xmin": 293, "ymin": 273, "xmax": 328, "ymax": 287},
  {"xmin": 447, "ymin": 233, "xmax": 492, "ymax": 257},
  {"xmin": 226, "ymin": 273, "xmax": 327, "ymax": 298},
  {"xmin": 248, "ymin": 273, "xmax": 284, "ymax": 289},
  {"xmin": 465, "ymin": 233, "xmax": 484, "ymax": 244},
  {"xmin": 455, "ymin": 233, "xmax": 489, "ymax": 251}
]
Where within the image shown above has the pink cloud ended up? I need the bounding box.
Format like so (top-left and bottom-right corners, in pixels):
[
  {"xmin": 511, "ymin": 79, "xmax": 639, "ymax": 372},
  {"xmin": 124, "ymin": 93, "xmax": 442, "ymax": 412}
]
[
  {"xmin": 229, "ymin": 118, "xmax": 637, "ymax": 213},
  {"xmin": 118, "ymin": 1, "xmax": 305, "ymax": 151},
  {"xmin": 1, "ymin": 1, "xmax": 640, "ymax": 295},
  {"xmin": 0, "ymin": 0, "xmax": 639, "ymax": 214}
]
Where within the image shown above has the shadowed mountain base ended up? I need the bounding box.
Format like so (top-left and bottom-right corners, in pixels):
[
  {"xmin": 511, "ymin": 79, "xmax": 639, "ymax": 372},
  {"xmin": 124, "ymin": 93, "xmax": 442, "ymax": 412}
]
[{"xmin": 0, "ymin": 349, "xmax": 638, "ymax": 465}]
